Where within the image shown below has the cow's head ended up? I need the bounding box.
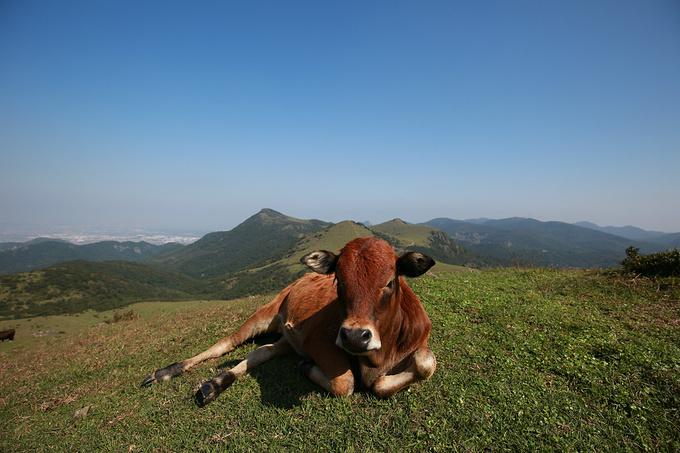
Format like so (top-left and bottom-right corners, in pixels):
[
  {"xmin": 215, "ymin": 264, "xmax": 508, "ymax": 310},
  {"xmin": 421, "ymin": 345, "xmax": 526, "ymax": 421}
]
[{"xmin": 301, "ymin": 237, "xmax": 435, "ymax": 355}]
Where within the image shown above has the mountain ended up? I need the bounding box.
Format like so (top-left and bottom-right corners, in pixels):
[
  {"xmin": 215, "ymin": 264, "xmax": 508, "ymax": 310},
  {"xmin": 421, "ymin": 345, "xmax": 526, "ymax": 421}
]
[
  {"xmin": 0, "ymin": 239, "xmax": 182, "ymax": 276},
  {"xmin": 147, "ymin": 209, "xmax": 333, "ymax": 279},
  {"xmin": 574, "ymin": 221, "xmax": 668, "ymax": 242},
  {"xmin": 653, "ymin": 232, "xmax": 680, "ymax": 248},
  {"xmin": 422, "ymin": 217, "xmax": 667, "ymax": 268},
  {"xmin": 206, "ymin": 221, "xmax": 376, "ymax": 300},
  {"xmin": 0, "ymin": 242, "xmax": 23, "ymax": 253}
]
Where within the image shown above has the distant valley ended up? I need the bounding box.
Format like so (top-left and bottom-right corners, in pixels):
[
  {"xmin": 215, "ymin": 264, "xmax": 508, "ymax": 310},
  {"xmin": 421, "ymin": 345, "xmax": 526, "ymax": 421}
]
[{"xmin": 1, "ymin": 208, "xmax": 678, "ymax": 320}]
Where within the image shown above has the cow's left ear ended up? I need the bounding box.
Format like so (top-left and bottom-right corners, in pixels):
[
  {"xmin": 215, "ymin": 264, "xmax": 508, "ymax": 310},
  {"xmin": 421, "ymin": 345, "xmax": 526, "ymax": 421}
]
[
  {"xmin": 301, "ymin": 250, "xmax": 338, "ymax": 274},
  {"xmin": 396, "ymin": 252, "xmax": 435, "ymax": 277}
]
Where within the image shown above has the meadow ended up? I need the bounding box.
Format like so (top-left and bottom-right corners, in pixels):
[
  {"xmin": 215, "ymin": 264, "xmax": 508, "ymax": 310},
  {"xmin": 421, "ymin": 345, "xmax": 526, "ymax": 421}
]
[{"xmin": 0, "ymin": 268, "xmax": 678, "ymax": 452}]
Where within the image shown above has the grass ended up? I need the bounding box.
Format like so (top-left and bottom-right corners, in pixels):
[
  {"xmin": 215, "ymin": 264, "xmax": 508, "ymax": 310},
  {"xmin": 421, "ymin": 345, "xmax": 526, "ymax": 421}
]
[
  {"xmin": 0, "ymin": 300, "xmax": 231, "ymax": 347},
  {"xmin": 0, "ymin": 268, "xmax": 678, "ymax": 452}
]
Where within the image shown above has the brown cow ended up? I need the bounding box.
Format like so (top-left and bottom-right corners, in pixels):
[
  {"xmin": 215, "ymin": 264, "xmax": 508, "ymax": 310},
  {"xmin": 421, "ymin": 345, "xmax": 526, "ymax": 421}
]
[
  {"xmin": 0, "ymin": 329, "xmax": 15, "ymax": 342},
  {"xmin": 142, "ymin": 237, "xmax": 436, "ymax": 405}
]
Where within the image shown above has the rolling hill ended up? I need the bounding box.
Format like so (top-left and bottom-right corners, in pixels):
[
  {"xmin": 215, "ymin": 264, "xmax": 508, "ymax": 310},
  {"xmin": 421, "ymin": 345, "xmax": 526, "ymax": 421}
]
[
  {"xmin": 0, "ymin": 239, "xmax": 182, "ymax": 276},
  {"xmin": 0, "ymin": 260, "xmax": 209, "ymax": 319}
]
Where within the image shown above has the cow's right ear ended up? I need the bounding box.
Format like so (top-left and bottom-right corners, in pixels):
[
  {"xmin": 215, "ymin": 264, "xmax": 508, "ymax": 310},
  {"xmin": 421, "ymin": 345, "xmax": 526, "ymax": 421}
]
[
  {"xmin": 301, "ymin": 250, "xmax": 338, "ymax": 274},
  {"xmin": 397, "ymin": 251, "xmax": 435, "ymax": 277}
]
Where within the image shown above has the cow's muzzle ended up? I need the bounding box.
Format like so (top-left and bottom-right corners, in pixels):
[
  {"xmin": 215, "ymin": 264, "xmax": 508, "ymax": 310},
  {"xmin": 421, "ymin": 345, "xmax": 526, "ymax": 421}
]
[{"xmin": 336, "ymin": 326, "xmax": 381, "ymax": 354}]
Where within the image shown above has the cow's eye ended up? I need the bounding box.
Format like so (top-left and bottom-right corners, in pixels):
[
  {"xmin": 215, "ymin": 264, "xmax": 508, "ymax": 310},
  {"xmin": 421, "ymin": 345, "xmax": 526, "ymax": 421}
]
[{"xmin": 385, "ymin": 279, "xmax": 396, "ymax": 291}]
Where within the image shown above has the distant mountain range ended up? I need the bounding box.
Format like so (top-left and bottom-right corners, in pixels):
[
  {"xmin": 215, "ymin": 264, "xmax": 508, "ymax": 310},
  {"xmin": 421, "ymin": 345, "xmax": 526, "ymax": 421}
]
[
  {"xmin": 573, "ymin": 221, "xmax": 679, "ymax": 244},
  {"xmin": 422, "ymin": 217, "xmax": 678, "ymax": 269},
  {"xmin": 1, "ymin": 209, "xmax": 678, "ymax": 319}
]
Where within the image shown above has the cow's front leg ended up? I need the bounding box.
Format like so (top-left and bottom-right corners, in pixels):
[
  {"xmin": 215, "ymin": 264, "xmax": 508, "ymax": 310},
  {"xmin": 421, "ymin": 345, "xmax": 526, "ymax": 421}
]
[
  {"xmin": 142, "ymin": 298, "xmax": 284, "ymax": 387},
  {"xmin": 371, "ymin": 347, "xmax": 436, "ymax": 398},
  {"xmin": 195, "ymin": 338, "xmax": 294, "ymax": 406},
  {"xmin": 298, "ymin": 359, "xmax": 355, "ymax": 397},
  {"xmin": 298, "ymin": 347, "xmax": 355, "ymax": 398},
  {"xmin": 141, "ymin": 361, "xmax": 186, "ymax": 386}
]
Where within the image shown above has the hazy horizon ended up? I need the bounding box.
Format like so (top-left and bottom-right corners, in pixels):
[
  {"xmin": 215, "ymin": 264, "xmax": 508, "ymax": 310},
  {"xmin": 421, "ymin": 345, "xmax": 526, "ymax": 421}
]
[{"xmin": 2, "ymin": 2, "xmax": 679, "ymax": 233}]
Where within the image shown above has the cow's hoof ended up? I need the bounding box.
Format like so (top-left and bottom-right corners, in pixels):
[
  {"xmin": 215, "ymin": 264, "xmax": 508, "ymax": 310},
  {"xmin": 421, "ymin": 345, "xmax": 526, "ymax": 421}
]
[
  {"xmin": 194, "ymin": 371, "xmax": 235, "ymax": 407},
  {"xmin": 141, "ymin": 362, "xmax": 184, "ymax": 387},
  {"xmin": 195, "ymin": 381, "xmax": 220, "ymax": 406}
]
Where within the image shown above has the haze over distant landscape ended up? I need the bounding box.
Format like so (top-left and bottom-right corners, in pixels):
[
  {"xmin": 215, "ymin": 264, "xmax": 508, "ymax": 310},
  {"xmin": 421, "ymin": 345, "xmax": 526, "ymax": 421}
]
[{"xmin": 2, "ymin": 1, "xmax": 679, "ymax": 236}]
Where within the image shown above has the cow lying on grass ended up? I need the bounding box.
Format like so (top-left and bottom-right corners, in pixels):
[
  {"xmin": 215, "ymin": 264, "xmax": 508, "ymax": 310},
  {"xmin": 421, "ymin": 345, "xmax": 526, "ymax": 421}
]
[{"xmin": 142, "ymin": 237, "xmax": 436, "ymax": 405}]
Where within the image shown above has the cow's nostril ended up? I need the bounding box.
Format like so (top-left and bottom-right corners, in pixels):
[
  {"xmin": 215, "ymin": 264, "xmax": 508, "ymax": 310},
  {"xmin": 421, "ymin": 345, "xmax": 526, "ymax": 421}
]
[{"xmin": 359, "ymin": 329, "xmax": 371, "ymax": 344}]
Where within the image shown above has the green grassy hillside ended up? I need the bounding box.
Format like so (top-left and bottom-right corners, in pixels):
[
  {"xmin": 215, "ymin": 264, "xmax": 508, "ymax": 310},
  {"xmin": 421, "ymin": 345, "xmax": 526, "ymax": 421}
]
[
  {"xmin": 1, "ymin": 269, "xmax": 677, "ymax": 452},
  {"xmin": 0, "ymin": 260, "xmax": 209, "ymax": 319}
]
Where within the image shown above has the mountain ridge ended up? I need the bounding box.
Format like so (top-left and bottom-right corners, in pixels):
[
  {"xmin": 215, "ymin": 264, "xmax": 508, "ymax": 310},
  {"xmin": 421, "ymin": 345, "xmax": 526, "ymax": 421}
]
[
  {"xmin": 420, "ymin": 217, "xmax": 672, "ymax": 268},
  {"xmin": 2, "ymin": 211, "xmax": 677, "ymax": 277},
  {"xmin": 0, "ymin": 239, "xmax": 181, "ymax": 276}
]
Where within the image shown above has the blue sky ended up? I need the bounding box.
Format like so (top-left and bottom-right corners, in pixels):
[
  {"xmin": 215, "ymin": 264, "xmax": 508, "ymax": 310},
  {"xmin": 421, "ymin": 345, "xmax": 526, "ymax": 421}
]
[{"xmin": 2, "ymin": 1, "xmax": 679, "ymax": 233}]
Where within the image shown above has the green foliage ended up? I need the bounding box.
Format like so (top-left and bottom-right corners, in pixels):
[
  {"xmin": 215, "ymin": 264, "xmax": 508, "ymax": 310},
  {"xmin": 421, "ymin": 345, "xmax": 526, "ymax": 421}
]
[
  {"xmin": 108, "ymin": 309, "xmax": 139, "ymax": 324},
  {"xmin": 1, "ymin": 269, "xmax": 678, "ymax": 451},
  {"xmin": 620, "ymin": 247, "xmax": 680, "ymax": 277}
]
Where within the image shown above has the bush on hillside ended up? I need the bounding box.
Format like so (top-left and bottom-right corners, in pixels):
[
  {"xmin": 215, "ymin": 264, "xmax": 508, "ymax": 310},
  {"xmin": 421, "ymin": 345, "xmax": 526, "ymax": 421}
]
[{"xmin": 620, "ymin": 247, "xmax": 680, "ymax": 277}]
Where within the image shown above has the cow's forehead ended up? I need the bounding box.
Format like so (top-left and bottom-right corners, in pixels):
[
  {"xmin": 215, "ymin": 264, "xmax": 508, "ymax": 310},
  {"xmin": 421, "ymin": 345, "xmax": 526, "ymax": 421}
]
[{"xmin": 336, "ymin": 238, "xmax": 396, "ymax": 280}]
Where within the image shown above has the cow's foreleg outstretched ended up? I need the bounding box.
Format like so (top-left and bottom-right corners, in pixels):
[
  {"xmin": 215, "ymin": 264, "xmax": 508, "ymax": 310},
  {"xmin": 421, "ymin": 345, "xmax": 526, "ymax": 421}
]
[
  {"xmin": 371, "ymin": 347, "xmax": 436, "ymax": 398},
  {"xmin": 141, "ymin": 296, "xmax": 284, "ymax": 387},
  {"xmin": 195, "ymin": 337, "xmax": 294, "ymax": 406}
]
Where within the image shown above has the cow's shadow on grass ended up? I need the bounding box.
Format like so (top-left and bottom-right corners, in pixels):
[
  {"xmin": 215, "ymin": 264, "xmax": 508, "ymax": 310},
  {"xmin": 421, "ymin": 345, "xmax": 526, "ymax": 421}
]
[{"xmin": 211, "ymin": 334, "xmax": 320, "ymax": 409}]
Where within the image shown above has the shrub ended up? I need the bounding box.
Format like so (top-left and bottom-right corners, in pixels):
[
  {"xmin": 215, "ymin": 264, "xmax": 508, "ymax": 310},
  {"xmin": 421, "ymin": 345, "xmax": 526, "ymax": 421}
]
[
  {"xmin": 107, "ymin": 309, "xmax": 139, "ymax": 324},
  {"xmin": 620, "ymin": 247, "xmax": 680, "ymax": 277}
]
